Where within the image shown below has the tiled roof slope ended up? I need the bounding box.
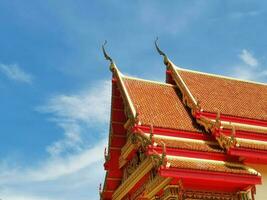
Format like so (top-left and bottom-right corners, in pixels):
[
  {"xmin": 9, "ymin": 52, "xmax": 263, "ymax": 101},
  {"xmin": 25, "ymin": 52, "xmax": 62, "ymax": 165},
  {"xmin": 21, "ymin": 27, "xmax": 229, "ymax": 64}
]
[
  {"xmin": 177, "ymin": 69, "xmax": 267, "ymax": 121},
  {"xmin": 123, "ymin": 77, "xmax": 200, "ymax": 132},
  {"xmin": 166, "ymin": 155, "xmax": 259, "ymax": 176},
  {"xmin": 142, "ymin": 133, "xmax": 223, "ymax": 153}
]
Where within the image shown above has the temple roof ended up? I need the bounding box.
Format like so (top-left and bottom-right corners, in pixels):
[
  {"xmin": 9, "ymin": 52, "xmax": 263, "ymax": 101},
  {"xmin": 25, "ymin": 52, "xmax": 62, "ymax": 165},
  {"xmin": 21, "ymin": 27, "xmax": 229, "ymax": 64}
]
[
  {"xmin": 142, "ymin": 132, "xmax": 223, "ymax": 153},
  {"xmin": 166, "ymin": 155, "xmax": 260, "ymax": 176},
  {"xmin": 177, "ymin": 68, "xmax": 267, "ymax": 121},
  {"xmin": 123, "ymin": 77, "xmax": 200, "ymax": 132},
  {"xmin": 101, "ymin": 45, "xmax": 267, "ymax": 200}
]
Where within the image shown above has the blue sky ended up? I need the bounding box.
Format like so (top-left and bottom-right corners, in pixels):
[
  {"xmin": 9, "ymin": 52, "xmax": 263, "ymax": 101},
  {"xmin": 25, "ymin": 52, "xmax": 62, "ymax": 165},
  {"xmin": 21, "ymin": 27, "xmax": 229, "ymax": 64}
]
[{"xmin": 0, "ymin": 0, "xmax": 267, "ymax": 199}]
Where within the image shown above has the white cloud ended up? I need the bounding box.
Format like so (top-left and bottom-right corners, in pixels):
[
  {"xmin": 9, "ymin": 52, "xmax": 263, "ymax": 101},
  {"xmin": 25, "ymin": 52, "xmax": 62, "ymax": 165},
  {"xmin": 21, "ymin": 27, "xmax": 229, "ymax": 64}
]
[
  {"xmin": 0, "ymin": 138, "xmax": 106, "ymax": 200},
  {"xmin": 231, "ymin": 49, "xmax": 267, "ymax": 82},
  {"xmin": 0, "ymin": 138, "xmax": 106, "ymax": 183},
  {"xmin": 37, "ymin": 80, "xmax": 111, "ymax": 156},
  {"xmin": 0, "ymin": 79, "xmax": 111, "ymax": 200},
  {"xmin": 239, "ymin": 49, "xmax": 258, "ymax": 68},
  {"xmin": 0, "ymin": 63, "xmax": 33, "ymax": 83},
  {"xmin": 28, "ymin": 139, "xmax": 106, "ymax": 181}
]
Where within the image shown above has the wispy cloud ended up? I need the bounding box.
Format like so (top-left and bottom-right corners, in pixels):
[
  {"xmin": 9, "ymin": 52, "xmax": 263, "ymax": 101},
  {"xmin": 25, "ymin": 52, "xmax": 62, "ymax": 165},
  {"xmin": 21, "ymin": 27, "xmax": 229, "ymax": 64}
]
[
  {"xmin": 231, "ymin": 49, "xmax": 267, "ymax": 82},
  {"xmin": 0, "ymin": 63, "xmax": 33, "ymax": 83},
  {"xmin": 37, "ymin": 80, "xmax": 111, "ymax": 156},
  {"xmin": 0, "ymin": 80, "xmax": 111, "ymax": 200},
  {"xmin": 0, "ymin": 138, "xmax": 106, "ymax": 183},
  {"xmin": 0, "ymin": 139, "xmax": 105, "ymax": 200},
  {"xmin": 38, "ymin": 80, "xmax": 111, "ymax": 124},
  {"xmin": 239, "ymin": 49, "xmax": 258, "ymax": 68}
]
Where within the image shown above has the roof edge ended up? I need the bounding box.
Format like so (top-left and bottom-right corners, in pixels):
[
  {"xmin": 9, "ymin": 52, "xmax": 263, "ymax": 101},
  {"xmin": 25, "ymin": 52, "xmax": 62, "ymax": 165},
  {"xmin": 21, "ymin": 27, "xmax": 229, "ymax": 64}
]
[
  {"xmin": 177, "ymin": 67, "xmax": 267, "ymax": 87},
  {"xmin": 123, "ymin": 75, "xmax": 176, "ymax": 87},
  {"xmin": 111, "ymin": 64, "xmax": 137, "ymax": 119}
]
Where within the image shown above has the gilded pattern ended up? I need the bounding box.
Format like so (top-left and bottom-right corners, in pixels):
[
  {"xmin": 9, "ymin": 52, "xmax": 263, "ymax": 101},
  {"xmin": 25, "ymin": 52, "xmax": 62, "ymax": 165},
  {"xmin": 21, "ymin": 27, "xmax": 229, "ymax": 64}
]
[{"xmin": 122, "ymin": 148, "xmax": 147, "ymax": 183}]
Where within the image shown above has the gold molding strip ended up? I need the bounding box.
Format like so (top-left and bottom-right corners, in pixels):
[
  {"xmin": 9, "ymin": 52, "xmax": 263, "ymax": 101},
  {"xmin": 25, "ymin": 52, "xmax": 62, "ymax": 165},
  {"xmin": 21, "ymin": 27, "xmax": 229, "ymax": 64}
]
[
  {"xmin": 119, "ymin": 137, "xmax": 137, "ymax": 168},
  {"xmin": 236, "ymin": 138, "xmax": 267, "ymax": 151},
  {"xmin": 220, "ymin": 120, "xmax": 267, "ymax": 134},
  {"xmin": 161, "ymin": 184, "xmax": 183, "ymax": 200},
  {"xmin": 145, "ymin": 133, "xmax": 217, "ymax": 146},
  {"xmin": 119, "ymin": 130, "xmax": 152, "ymax": 169},
  {"xmin": 112, "ymin": 157, "xmax": 154, "ymax": 200},
  {"xmin": 111, "ymin": 63, "xmax": 137, "ymax": 120},
  {"xmin": 143, "ymin": 176, "xmax": 171, "ymax": 199},
  {"xmin": 168, "ymin": 62, "xmax": 199, "ymax": 111},
  {"xmin": 160, "ymin": 56, "xmax": 267, "ymax": 135},
  {"xmin": 199, "ymin": 115, "xmax": 267, "ymax": 135},
  {"xmin": 166, "ymin": 155, "xmax": 260, "ymax": 176},
  {"xmin": 123, "ymin": 75, "xmax": 176, "ymax": 87}
]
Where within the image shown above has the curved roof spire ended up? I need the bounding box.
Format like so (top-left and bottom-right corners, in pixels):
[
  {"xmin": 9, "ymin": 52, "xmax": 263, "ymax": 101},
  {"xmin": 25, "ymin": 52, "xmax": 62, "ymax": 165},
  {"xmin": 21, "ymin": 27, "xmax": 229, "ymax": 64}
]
[
  {"xmin": 155, "ymin": 37, "xmax": 166, "ymax": 57},
  {"xmin": 154, "ymin": 37, "xmax": 170, "ymax": 66},
  {"xmin": 102, "ymin": 40, "xmax": 116, "ymax": 72}
]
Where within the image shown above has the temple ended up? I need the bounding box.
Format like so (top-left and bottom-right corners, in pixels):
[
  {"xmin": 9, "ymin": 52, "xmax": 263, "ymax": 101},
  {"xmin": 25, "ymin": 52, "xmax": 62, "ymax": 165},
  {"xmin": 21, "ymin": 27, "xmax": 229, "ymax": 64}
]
[{"xmin": 100, "ymin": 43, "xmax": 267, "ymax": 200}]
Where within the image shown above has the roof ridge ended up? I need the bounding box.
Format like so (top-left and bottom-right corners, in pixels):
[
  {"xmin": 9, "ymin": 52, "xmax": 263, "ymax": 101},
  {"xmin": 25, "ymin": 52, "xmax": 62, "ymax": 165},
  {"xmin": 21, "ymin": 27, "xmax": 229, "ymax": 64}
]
[
  {"xmin": 175, "ymin": 66, "xmax": 267, "ymax": 87},
  {"xmin": 123, "ymin": 75, "xmax": 177, "ymax": 87}
]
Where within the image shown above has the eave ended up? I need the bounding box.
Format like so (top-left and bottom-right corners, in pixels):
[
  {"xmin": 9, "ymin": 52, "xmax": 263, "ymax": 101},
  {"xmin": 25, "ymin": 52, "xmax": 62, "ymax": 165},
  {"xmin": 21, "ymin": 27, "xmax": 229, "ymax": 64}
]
[
  {"xmin": 161, "ymin": 56, "xmax": 267, "ymax": 135},
  {"xmin": 119, "ymin": 125, "xmax": 225, "ymax": 169},
  {"xmin": 159, "ymin": 168, "xmax": 261, "ymax": 192},
  {"xmin": 228, "ymin": 148, "xmax": 267, "ymax": 164}
]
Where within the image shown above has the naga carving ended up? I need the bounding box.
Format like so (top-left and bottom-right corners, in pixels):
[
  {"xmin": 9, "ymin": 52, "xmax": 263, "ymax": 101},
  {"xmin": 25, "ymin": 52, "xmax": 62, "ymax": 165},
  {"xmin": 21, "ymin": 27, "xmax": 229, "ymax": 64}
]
[{"xmin": 122, "ymin": 148, "xmax": 147, "ymax": 182}]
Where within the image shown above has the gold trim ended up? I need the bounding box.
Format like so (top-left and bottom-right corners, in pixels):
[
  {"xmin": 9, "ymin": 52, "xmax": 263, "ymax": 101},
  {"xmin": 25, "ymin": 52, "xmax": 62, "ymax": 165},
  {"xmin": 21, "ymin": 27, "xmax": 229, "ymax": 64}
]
[
  {"xmin": 112, "ymin": 157, "xmax": 154, "ymax": 200},
  {"xmin": 123, "ymin": 118, "xmax": 132, "ymax": 129},
  {"xmin": 119, "ymin": 130, "xmax": 153, "ymax": 169},
  {"xmin": 145, "ymin": 133, "xmax": 218, "ymax": 146},
  {"xmin": 168, "ymin": 62, "xmax": 199, "ymax": 112},
  {"xmin": 166, "ymin": 155, "xmax": 260, "ymax": 176},
  {"xmin": 111, "ymin": 64, "xmax": 137, "ymax": 120},
  {"xmin": 199, "ymin": 115, "xmax": 267, "ymax": 135},
  {"xmin": 143, "ymin": 176, "xmax": 171, "ymax": 199},
  {"xmin": 123, "ymin": 75, "xmax": 176, "ymax": 87},
  {"xmin": 236, "ymin": 138, "xmax": 267, "ymax": 151},
  {"xmin": 161, "ymin": 58, "xmax": 267, "ymax": 135},
  {"xmin": 220, "ymin": 120, "xmax": 267, "ymax": 134},
  {"xmin": 119, "ymin": 135, "xmax": 137, "ymax": 168},
  {"xmin": 161, "ymin": 184, "xmax": 183, "ymax": 200}
]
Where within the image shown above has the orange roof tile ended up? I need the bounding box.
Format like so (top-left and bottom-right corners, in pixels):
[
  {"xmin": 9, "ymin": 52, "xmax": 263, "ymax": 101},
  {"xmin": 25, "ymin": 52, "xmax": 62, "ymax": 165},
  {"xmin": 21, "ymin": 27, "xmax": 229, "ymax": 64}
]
[
  {"xmin": 123, "ymin": 77, "xmax": 200, "ymax": 132},
  {"xmin": 143, "ymin": 133, "xmax": 223, "ymax": 153},
  {"xmin": 166, "ymin": 155, "xmax": 259, "ymax": 176},
  {"xmin": 177, "ymin": 69, "xmax": 267, "ymax": 121}
]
